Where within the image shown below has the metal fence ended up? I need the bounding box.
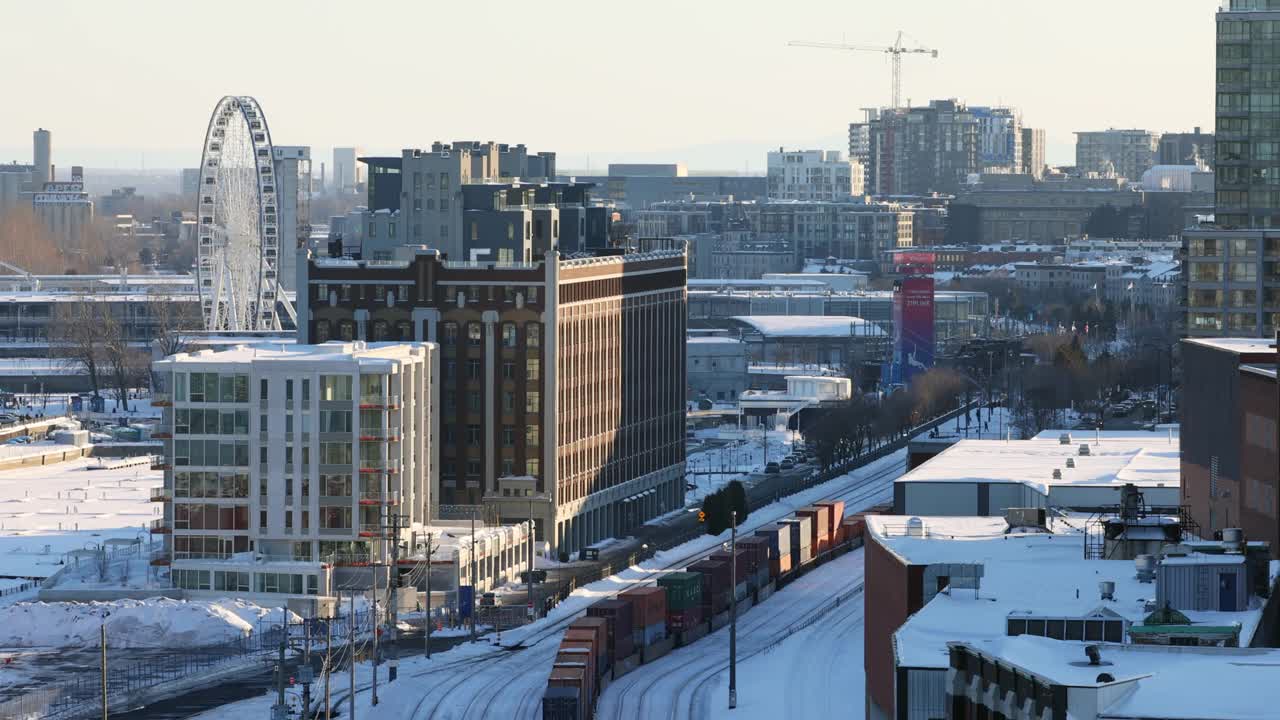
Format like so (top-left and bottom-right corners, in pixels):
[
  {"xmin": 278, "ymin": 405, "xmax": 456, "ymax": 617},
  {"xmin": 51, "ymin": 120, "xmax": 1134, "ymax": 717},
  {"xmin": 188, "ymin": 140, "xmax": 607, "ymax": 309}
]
[{"xmin": 0, "ymin": 609, "xmax": 377, "ymax": 720}]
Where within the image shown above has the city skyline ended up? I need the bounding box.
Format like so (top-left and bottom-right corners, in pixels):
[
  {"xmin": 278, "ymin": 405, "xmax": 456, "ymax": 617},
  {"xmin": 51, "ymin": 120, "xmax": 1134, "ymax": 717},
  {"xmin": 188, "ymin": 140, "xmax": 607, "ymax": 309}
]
[{"xmin": 2, "ymin": 0, "xmax": 1214, "ymax": 171}]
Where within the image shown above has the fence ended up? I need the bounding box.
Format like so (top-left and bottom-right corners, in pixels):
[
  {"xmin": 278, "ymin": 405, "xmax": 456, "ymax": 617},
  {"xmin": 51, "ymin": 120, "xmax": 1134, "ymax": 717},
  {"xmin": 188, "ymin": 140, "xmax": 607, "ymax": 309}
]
[{"xmin": 0, "ymin": 609, "xmax": 376, "ymax": 720}]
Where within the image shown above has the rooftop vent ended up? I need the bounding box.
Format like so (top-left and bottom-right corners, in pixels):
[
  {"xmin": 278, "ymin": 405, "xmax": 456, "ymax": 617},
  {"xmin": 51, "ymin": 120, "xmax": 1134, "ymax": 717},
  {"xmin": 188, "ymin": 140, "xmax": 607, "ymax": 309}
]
[
  {"xmin": 1099, "ymin": 580, "xmax": 1116, "ymax": 601},
  {"xmin": 1052, "ymin": 468, "xmax": 1063, "ymax": 480},
  {"xmin": 1222, "ymin": 527, "xmax": 1244, "ymax": 549},
  {"xmin": 1135, "ymin": 554, "xmax": 1156, "ymax": 583},
  {"xmin": 1079, "ymin": 444, "xmax": 1091, "ymax": 456},
  {"xmin": 1059, "ymin": 433, "xmax": 1072, "ymax": 445},
  {"xmin": 1066, "ymin": 457, "xmax": 1076, "ymax": 468},
  {"xmin": 1086, "ymin": 645, "xmax": 1103, "ymax": 666}
]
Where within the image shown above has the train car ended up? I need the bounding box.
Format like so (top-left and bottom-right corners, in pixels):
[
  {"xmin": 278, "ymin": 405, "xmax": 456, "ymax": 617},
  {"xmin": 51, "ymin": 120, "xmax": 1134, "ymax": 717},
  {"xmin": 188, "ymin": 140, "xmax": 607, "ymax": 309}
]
[
  {"xmin": 586, "ymin": 600, "xmax": 636, "ymax": 667},
  {"xmin": 619, "ymin": 586, "xmax": 667, "ymax": 647}
]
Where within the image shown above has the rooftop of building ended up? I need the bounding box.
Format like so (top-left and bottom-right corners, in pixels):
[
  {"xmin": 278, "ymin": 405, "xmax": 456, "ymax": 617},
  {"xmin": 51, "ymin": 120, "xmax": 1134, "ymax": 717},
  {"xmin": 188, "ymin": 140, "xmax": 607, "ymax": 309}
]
[
  {"xmin": 153, "ymin": 341, "xmax": 431, "ymax": 368},
  {"xmin": 687, "ymin": 278, "xmax": 828, "ymax": 289},
  {"xmin": 1183, "ymin": 337, "xmax": 1279, "ymax": 356},
  {"xmin": 952, "ymin": 635, "xmax": 1280, "ymax": 720},
  {"xmin": 730, "ymin": 315, "xmax": 887, "ymax": 338},
  {"xmin": 869, "ymin": 515, "xmax": 1277, "ymax": 671},
  {"xmin": 894, "ymin": 430, "xmax": 1180, "ymax": 495},
  {"xmin": 686, "ymin": 335, "xmax": 743, "ymax": 345}
]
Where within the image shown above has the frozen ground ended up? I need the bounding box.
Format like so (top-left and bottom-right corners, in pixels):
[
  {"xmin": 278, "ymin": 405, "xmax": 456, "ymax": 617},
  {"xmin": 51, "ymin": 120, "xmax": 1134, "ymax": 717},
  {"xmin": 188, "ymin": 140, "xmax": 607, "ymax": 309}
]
[
  {"xmin": 0, "ymin": 456, "xmax": 160, "ymax": 580},
  {"xmin": 685, "ymin": 425, "xmax": 799, "ymax": 503},
  {"xmin": 0, "ymin": 597, "xmax": 297, "ymax": 649}
]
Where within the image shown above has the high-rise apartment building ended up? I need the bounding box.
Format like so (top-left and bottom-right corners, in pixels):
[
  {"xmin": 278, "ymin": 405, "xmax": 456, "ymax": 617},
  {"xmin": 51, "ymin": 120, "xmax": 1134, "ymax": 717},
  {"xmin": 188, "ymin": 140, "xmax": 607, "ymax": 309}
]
[
  {"xmin": 299, "ymin": 247, "xmax": 687, "ymax": 554},
  {"xmin": 1183, "ymin": 1, "xmax": 1280, "ymax": 337},
  {"xmin": 273, "ymin": 146, "xmax": 312, "ymax": 293},
  {"xmin": 971, "ymin": 107, "xmax": 1022, "ymax": 172},
  {"xmin": 867, "ymin": 100, "xmax": 979, "ymax": 196},
  {"xmin": 1021, "ymin": 127, "xmax": 1047, "ymax": 179},
  {"xmin": 150, "ymin": 341, "xmax": 435, "ymax": 598},
  {"xmin": 1160, "ymin": 127, "xmax": 1214, "ymax": 167},
  {"xmin": 1073, "ymin": 128, "xmax": 1160, "ymax": 180},
  {"xmin": 766, "ymin": 149, "xmax": 854, "ymax": 201}
]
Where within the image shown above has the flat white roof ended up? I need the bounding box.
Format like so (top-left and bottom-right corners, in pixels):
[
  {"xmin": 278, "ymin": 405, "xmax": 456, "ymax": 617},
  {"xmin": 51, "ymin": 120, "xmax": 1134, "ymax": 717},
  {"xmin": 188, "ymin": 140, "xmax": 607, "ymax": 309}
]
[
  {"xmin": 732, "ymin": 315, "xmax": 887, "ymax": 338},
  {"xmin": 874, "ymin": 517, "xmax": 1274, "ymax": 670},
  {"xmin": 1184, "ymin": 337, "xmax": 1278, "ymax": 355},
  {"xmin": 896, "ymin": 433, "xmax": 1180, "ymax": 495},
  {"xmin": 686, "ymin": 336, "xmax": 742, "ymax": 345},
  {"xmin": 963, "ymin": 635, "xmax": 1280, "ymax": 720},
  {"xmin": 154, "ymin": 341, "xmax": 431, "ymax": 367}
]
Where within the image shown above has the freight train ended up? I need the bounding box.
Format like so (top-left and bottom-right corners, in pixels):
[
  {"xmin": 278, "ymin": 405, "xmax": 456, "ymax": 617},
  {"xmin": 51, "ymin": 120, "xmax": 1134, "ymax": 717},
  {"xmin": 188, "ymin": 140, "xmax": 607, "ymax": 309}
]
[{"xmin": 542, "ymin": 498, "xmax": 875, "ymax": 720}]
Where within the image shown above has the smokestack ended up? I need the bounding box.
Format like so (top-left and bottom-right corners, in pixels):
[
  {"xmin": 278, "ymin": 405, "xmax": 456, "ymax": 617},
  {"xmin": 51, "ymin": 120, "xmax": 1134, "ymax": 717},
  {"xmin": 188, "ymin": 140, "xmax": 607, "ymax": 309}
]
[{"xmin": 33, "ymin": 128, "xmax": 51, "ymax": 188}]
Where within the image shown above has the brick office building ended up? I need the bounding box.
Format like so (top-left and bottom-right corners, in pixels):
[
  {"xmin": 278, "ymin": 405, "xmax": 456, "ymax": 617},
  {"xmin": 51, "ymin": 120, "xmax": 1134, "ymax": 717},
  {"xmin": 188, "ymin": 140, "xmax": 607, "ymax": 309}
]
[{"xmin": 298, "ymin": 246, "xmax": 687, "ymax": 554}]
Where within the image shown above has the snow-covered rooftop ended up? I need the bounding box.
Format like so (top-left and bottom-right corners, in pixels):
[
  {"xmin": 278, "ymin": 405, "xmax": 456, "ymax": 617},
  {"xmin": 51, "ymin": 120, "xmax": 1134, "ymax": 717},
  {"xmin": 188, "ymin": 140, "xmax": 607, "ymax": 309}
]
[
  {"xmin": 731, "ymin": 315, "xmax": 887, "ymax": 338},
  {"xmin": 154, "ymin": 341, "xmax": 431, "ymax": 367},
  {"xmin": 957, "ymin": 635, "xmax": 1280, "ymax": 720},
  {"xmin": 895, "ymin": 432, "xmax": 1180, "ymax": 495},
  {"xmin": 686, "ymin": 336, "xmax": 742, "ymax": 345},
  {"xmin": 1184, "ymin": 337, "xmax": 1278, "ymax": 356},
  {"xmin": 874, "ymin": 517, "xmax": 1275, "ymax": 670}
]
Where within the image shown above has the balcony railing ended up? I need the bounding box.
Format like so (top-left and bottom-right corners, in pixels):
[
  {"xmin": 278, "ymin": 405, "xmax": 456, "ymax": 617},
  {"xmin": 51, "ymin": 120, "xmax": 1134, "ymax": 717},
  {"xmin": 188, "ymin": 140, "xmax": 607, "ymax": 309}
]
[
  {"xmin": 151, "ymin": 461, "xmax": 171, "ymax": 471},
  {"xmin": 149, "ymin": 518, "xmax": 171, "ymax": 534},
  {"xmin": 151, "ymin": 431, "xmax": 173, "ymax": 440},
  {"xmin": 150, "ymin": 487, "xmax": 171, "ymax": 503},
  {"xmin": 359, "ymin": 396, "xmax": 400, "ymax": 410},
  {"xmin": 320, "ymin": 552, "xmax": 374, "ymax": 566},
  {"xmin": 151, "ymin": 393, "xmax": 172, "ymax": 407},
  {"xmin": 359, "ymin": 460, "xmax": 401, "ymax": 474},
  {"xmin": 357, "ymin": 522, "xmax": 386, "ymax": 538},
  {"xmin": 358, "ymin": 490, "xmax": 401, "ymax": 506},
  {"xmin": 359, "ymin": 430, "xmax": 401, "ymax": 442}
]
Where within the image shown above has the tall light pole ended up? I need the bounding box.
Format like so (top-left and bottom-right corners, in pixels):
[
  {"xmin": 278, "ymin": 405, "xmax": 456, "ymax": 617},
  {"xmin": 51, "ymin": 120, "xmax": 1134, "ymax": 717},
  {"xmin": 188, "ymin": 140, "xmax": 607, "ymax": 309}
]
[
  {"xmin": 424, "ymin": 532, "xmax": 433, "ymax": 659},
  {"xmin": 729, "ymin": 509, "xmax": 738, "ymax": 710}
]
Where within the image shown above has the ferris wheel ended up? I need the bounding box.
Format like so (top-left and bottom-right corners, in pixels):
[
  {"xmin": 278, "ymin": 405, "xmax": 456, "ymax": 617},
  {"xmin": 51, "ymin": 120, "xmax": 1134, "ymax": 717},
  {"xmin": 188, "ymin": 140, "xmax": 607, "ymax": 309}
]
[{"xmin": 195, "ymin": 96, "xmax": 295, "ymax": 331}]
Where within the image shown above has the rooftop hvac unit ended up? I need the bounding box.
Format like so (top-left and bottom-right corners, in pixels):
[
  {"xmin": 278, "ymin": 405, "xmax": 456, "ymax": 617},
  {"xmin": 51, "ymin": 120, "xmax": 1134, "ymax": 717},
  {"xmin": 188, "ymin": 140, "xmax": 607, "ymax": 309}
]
[
  {"xmin": 1052, "ymin": 468, "xmax": 1063, "ymax": 480},
  {"xmin": 1079, "ymin": 444, "xmax": 1091, "ymax": 456},
  {"xmin": 1004, "ymin": 507, "xmax": 1047, "ymax": 531},
  {"xmin": 1099, "ymin": 581, "xmax": 1116, "ymax": 601},
  {"xmin": 1059, "ymin": 433, "xmax": 1072, "ymax": 445},
  {"xmin": 1066, "ymin": 457, "xmax": 1076, "ymax": 468},
  {"xmin": 1222, "ymin": 527, "xmax": 1244, "ymax": 549}
]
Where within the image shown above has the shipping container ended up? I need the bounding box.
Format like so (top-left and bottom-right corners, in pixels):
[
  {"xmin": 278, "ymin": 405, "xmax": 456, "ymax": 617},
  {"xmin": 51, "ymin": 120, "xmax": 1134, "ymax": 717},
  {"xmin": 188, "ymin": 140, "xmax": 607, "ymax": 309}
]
[
  {"xmin": 755, "ymin": 524, "xmax": 790, "ymax": 578},
  {"xmin": 586, "ymin": 600, "xmax": 635, "ymax": 662},
  {"xmin": 550, "ymin": 665, "xmax": 592, "ymax": 720},
  {"xmin": 667, "ymin": 604, "xmax": 704, "ymax": 632},
  {"xmin": 543, "ymin": 685, "xmax": 582, "ymax": 720},
  {"xmin": 842, "ymin": 515, "xmax": 867, "ymax": 542},
  {"xmin": 736, "ymin": 536, "xmax": 772, "ymax": 576},
  {"xmin": 558, "ymin": 642, "xmax": 597, "ymax": 699},
  {"xmin": 619, "ymin": 586, "xmax": 667, "ymax": 632},
  {"xmin": 640, "ymin": 620, "xmax": 666, "ymax": 646},
  {"xmin": 658, "ymin": 572, "xmax": 702, "ymax": 613},
  {"xmin": 816, "ymin": 499, "xmax": 846, "ymax": 530},
  {"xmin": 564, "ymin": 628, "xmax": 607, "ymax": 678},
  {"xmin": 796, "ymin": 507, "xmax": 829, "ymax": 553},
  {"xmin": 709, "ymin": 548, "xmax": 751, "ymax": 585},
  {"xmin": 687, "ymin": 559, "xmax": 731, "ymax": 615}
]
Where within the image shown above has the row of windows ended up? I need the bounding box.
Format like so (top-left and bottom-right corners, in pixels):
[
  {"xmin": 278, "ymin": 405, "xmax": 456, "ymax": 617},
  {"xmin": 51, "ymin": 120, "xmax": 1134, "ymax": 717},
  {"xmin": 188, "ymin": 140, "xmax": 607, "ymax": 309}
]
[
  {"xmin": 174, "ymin": 503, "xmax": 250, "ymax": 531},
  {"xmin": 176, "ymin": 373, "xmax": 249, "ymax": 404},
  {"xmin": 174, "ymin": 440, "xmax": 250, "ymax": 467},
  {"xmin": 315, "ymin": 283, "xmax": 411, "ymax": 304},
  {"xmin": 173, "ymin": 534, "xmax": 247, "ymax": 559},
  {"xmin": 444, "ymin": 285, "xmax": 540, "ymax": 305},
  {"xmin": 174, "ymin": 471, "xmax": 249, "ymax": 499},
  {"xmin": 441, "ymin": 458, "xmax": 540, "ymax": 480},
  {"xmin": 175, "ymin": 409, "xmax": 249, "ymax": 436}
]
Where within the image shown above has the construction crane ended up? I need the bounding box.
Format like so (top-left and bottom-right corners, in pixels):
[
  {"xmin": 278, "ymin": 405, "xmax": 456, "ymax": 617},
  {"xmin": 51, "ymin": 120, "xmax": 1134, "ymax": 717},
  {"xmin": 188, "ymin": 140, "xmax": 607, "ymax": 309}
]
[{"xmin": 788, "ymin": 31, "xmax": 937, "ymax": 109}]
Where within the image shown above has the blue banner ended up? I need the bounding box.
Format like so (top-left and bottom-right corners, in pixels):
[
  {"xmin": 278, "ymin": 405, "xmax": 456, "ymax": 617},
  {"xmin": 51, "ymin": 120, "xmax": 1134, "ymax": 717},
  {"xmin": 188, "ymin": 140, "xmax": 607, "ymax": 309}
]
[{"xmin": 459, "ymin": 585, "xmax": 474, "ymax": 618}]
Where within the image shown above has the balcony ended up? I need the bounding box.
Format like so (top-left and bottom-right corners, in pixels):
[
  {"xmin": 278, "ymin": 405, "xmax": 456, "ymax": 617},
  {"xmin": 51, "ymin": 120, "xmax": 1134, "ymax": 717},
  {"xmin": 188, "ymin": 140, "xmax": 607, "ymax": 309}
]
[
  {"xmin": 357, "ymin": 522, "xmax": 385, "ymax": 538},
  {"xmin": 359, "ymin": 460, "xmax": 401, "ymax": 474},
  {"xmin": 150, "ymin": 556, "xmax": 170, "ymax": 567},
  {"xmin": 320, "ymin": 552, "xmax": 374, "ymax": 567},
  {"xmin": 151, "ymin": 393, "xmax": 172, "ymax": 407},
  {"xmin": 358, "ymin": 490, "xmax": 401, "ymax": 506},
  {"xmin": 151, "ymin": 461, "xmax": 172, "ymax": 471},
  {"xmin": 359, "ymin": 396, "xmax": 400, "ymax": 410},
  {"xmin": 149, "ymin": 518, "xmax": 171, "ymax": 534},
  {"xmin": 150, "ymin": 487, "xmax": 171, "ymax": 503},
  {"xmin": 151, "ymin": 431, "xmax": 172, "ymax": 440},
  {"xmin": 359, "ymin": 430, "xmax": 401, "ymax": 442}
]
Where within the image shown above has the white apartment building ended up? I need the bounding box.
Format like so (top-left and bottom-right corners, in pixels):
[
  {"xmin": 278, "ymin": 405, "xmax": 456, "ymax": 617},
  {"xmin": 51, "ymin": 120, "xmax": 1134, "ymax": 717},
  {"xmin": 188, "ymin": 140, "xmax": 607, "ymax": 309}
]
[
  {"xmin": 150, "ymin": 341, "xmax": 436, "ymax": 601},
  {"xmin": 766, "ymin": 148, "xmax": 854, "ymax": 201},
  {"xmin": 273, "ymin": 146, "xmax": 312, "ymax": 293}
]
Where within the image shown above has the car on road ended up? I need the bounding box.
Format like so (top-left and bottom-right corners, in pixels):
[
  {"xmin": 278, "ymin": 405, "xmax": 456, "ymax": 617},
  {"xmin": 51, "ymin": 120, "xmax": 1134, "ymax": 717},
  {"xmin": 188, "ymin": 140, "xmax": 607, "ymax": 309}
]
[
  {"xmin": 764, "ymin": 462, "xmax": 780, "ymax": 474},
  {"xmin": 779, "ymin": 459, "xmax": 794, "ymax": 470}
]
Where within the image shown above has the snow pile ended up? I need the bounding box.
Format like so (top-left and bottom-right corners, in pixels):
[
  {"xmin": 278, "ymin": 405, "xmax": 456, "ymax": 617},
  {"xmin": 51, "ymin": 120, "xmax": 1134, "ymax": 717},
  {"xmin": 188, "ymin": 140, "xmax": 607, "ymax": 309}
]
[{"xmin": 0, "ymin": 598, "xmax": 299, "ymax": 648}]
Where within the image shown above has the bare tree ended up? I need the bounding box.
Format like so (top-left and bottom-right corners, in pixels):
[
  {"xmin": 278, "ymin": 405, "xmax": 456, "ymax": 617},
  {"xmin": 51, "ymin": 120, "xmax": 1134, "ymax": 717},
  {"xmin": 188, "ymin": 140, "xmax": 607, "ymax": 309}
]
[
  {"xmin": 48, "ymin": 295, "xmax": 109, "ymax": 400},
  {"xmin": 146, "ymin": 290, "xmax": 201, "ymax": 358}
]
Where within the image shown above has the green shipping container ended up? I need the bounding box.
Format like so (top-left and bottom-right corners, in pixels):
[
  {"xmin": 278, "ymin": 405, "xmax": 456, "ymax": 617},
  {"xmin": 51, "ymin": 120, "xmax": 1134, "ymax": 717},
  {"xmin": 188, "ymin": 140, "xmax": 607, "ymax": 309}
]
[{"xmin": 658, "ymin": 572, "xmax": 702, "ymax": 611}]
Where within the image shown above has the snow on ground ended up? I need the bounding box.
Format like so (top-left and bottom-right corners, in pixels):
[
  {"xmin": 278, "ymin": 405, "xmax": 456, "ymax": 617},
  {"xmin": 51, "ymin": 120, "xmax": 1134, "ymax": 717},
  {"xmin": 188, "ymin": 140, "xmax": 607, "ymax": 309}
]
[
  {"xmin": 599, "ymin": 550, "xmax": 866, "ymax": 720},
  {"xmin": 0, "ymin": 456, "xmax": 160, "ymax": 579},
  {"xmin": 0, "ymin": 597, "xmax": 298, "ymax": 649},
  {"xmin": 921, "ymin": 406, "xmax": 1017, "ymax": 440},
  {"xmin": 191, "ymin": 450, "xmax": 908, "ymax": 720},
  {"xmin": 685, "ymin": 426, "xmax": 799, "ymax": 503}
]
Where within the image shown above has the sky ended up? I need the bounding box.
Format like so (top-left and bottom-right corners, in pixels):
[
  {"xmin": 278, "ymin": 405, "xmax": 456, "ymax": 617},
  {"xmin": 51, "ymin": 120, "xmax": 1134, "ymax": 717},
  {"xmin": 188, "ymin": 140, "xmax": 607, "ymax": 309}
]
[{"xmin": 1, "ymin": 0, "xmax": 1216, "ymax": 173}]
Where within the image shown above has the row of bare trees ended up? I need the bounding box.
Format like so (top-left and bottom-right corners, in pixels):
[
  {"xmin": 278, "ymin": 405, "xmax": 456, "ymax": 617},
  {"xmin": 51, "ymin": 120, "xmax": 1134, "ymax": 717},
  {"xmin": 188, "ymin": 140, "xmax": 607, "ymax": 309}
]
[
  {"xmin": 806, "ymin": 368, "xmax": 969, "ymax": 470},
  {"xmin": 46, "ymin": 291, "xmax": 198, "ymax": 407}
]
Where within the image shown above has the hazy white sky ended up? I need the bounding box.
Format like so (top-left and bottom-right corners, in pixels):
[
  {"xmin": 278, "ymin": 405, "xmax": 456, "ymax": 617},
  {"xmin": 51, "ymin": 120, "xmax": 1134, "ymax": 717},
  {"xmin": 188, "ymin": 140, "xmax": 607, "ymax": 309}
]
[{"xmin": 2, "ymin": 0, "xmax": 1216, "ymax": 172}]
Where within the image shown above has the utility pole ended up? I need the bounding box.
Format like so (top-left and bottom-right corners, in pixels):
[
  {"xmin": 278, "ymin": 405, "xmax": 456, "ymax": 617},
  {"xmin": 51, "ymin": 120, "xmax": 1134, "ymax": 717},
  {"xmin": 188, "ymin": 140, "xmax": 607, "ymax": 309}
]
[
  {"xmin": 274, "ymin": 611, "xmax": 287, "ymax": 717},
  {"xmin": 470, "ymin": 508, "xmax": 478, "ymax": 643},
  {"xmin": 324, "ymin": 606, "xmax": 332, "ymax": 720},
  {"xmin": 527, "ymin": 499, "xmax": 535, "ymax": 621},
  {"xmin": 371, "ymin": 562, "xmax": 379, "ymax": 706},
  {"xmin": 302, "ymin": 618, "xmax": 312, "ymax": 720},
  {"xmin": 424, "ymin": 532, "xmax": 433, "ymax": 659},
  {"xmin": 388, "ymin": 510, "xmax": 400, "ymax": 683},
  {"xmin": 100, "ymin": 616, "xmax": 108, "ymax": 720},
  {"xmin": 347, "ymin": 593, "xmax": 355, "ymax": 720},
  {"xmin": 729, "ymin": 509, "xmax": 738, "ymax": 710}
]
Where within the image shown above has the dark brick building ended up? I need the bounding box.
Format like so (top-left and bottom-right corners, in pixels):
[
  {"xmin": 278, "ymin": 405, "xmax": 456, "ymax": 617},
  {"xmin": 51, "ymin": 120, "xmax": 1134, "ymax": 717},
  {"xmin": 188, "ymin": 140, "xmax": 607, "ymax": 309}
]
[{"xmin": 298, "ymin": 246, "xmax": 687, "ymax": 554}]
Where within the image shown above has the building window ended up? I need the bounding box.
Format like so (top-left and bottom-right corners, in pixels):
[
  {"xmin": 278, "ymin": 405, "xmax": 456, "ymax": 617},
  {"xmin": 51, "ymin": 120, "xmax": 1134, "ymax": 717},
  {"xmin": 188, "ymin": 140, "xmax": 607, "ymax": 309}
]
[
  {"xmin": 526, "ymin": 392, "xmax": 541, "ymax": 414},
  {"xmin": 503, "ymin": 391, "xmax": 515, "ymax": 413},
  {"xmin": 526, "ymin": 459, "xmax": 540, "ymax": 478},
  {"xmin": 502, "ymin": 323, "xmax": 517, "ymax": 347},
  {"xmin": 502, "ymin": 459, "xmax": 514, "ymax": 476},
  {"xmin": 320, "ymin": 375, "xmax": 353, "ymax": 401},
  {"xmin": 443, "ymin": 323, "xmax": 458, "ymax": 343},
  {"xmin": 503, "ymin": 362, "xmax": 514, "ymax": 379},
  {"xmin": 526, "ymin": 324, "xmax": 540, "ymax": 347},
  {"xmin": 502, "ymin": 427, "xmax": 515, "ymax": 447},
  {"xmin": 468, "ymin": 391, "xmax": 482, "ymax": 413},
  {"xmin": 466, "ymin": 459, "xmax": 481, "ymax": 477},
  {"xmin": 526, "ymin": 359, "xmax": 540, "ymax": 381},
  {"xmin": 467, "ymin": 360, "xmax": 481, "ymax": 380},
  {"xmin": 525, "ymin": 424, "xmax": 539, "ymax": 447},
  {"xmin": 468, "ymin": 323, "xmax": 482, "ymax": 346},
  {"xmin": 467, "ymin": 425, "xmax": 481, "ymax": 446}
]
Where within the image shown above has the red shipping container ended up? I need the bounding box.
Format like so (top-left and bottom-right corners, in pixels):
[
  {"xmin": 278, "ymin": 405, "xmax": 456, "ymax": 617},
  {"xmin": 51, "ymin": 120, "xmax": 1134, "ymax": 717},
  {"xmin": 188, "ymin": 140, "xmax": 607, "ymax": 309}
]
[
  {"xmin": 736, "ymin": 535, "xmax": 771, "ymax": 575},
  {"xmin": 842, "ymin": 516, "xmax": 867, "ymax": 540},
  {"xmin": 559, "ymin": 642, "xmax": 597, "ymax": 687},
  {"xmin": 565, "ymin": 628, "xmax": 606, "ymax": 676},
  {"xmin": 687, "ymin": 559, "xmax": 730, "ymax": 598},
  {"xmin": 619, "ymin": 586, "xmax": 667, "ymax": 630},
  {"xmin": 666, "ymin": 604, "xmax": 704, "ymax": 632},
  {"xmin": 549, "ymin": 664, "xmax": 592, "ymax": 719},
  {"xmin": 553, "ymin": 650, "xmax": 594, "ymax": 708},
  {"xmin": 709, "ymin": 549, "xmax": 751, "ymax": 583},
  {"xmin": 586, "ymin": 600, "xmax": 635, "ymax": 662}
]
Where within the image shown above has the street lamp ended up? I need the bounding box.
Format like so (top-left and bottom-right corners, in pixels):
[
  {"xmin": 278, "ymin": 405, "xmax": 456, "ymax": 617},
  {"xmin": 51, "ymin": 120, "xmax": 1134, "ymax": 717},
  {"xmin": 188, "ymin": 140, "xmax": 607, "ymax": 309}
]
[{"xmin": 728, "ymin": 509, "xmax": 738, "ymax": 710}]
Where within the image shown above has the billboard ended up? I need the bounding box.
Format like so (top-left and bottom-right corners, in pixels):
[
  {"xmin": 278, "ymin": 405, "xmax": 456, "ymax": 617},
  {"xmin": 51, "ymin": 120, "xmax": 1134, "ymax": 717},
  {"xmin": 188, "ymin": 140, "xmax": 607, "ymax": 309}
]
[{"xmin": 889, "ymin": 252, "xmax": 935, "ymax": 384}]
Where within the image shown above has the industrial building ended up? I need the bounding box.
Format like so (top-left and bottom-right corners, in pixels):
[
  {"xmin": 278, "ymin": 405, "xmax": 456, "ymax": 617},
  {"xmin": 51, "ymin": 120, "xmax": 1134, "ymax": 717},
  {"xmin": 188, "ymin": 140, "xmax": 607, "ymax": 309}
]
[
  {"xmin": 892, "ymin": 430, "xmax": 1183, "ymax": 516},
  {"xmin": 1180, "ymin": 337, "xmax": 1278, "ymax": 554},
  {"xmin": 864, "ymin": 511, "xmax": 1277, "ymax": 720},
  {"xmin": 298, "ymin": 246, "xmax": 687, "ymax": 555}
]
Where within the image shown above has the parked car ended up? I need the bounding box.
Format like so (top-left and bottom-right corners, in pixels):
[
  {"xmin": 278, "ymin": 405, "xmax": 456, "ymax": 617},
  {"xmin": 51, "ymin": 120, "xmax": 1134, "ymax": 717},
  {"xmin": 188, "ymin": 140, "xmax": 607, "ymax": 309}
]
[
  {"xmin": 764, "ymin": 462, "xmax": 780, "ymax": 474},
  {"xmin": 779, "ymin": 459, "xmax": 795, "ymax": 470}
]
